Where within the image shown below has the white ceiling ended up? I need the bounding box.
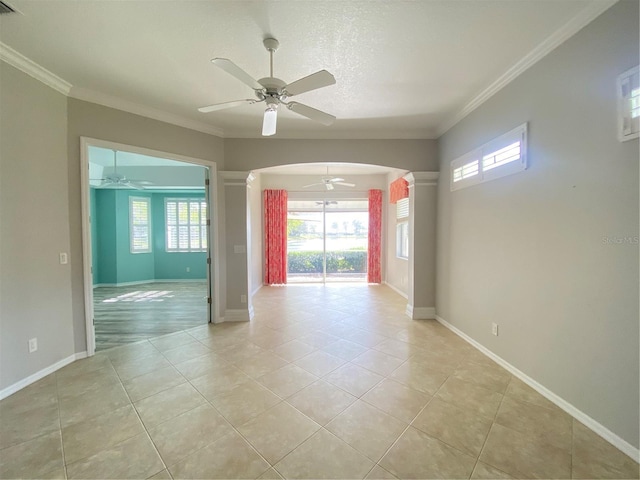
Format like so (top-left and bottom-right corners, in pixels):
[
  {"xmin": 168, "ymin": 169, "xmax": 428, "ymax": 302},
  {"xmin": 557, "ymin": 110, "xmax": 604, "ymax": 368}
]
[
  {"xmin": 258, "ymin": 163, "xmax": 404, "ymax": 176},
  {"xmin": 0, "ymin": 0, "xmax": 607, "ymax": 139}
]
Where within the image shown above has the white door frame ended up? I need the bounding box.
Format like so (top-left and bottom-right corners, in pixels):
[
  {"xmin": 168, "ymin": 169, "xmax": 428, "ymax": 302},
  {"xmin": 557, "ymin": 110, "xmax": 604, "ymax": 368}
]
[{"xmin": 80, "ymin": 136, "xmax": 222, "ymax": 356}]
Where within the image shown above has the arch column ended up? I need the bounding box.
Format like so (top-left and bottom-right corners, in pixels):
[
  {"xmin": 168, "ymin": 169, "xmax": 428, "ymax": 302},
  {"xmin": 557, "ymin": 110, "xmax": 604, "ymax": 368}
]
[
  {"xmin": 220, "ymin": 171, "xmax": 252, "ymax": 322},
  {"xmin": 405, "ymin": 172, "xmax": 439, "ymax": 319}
]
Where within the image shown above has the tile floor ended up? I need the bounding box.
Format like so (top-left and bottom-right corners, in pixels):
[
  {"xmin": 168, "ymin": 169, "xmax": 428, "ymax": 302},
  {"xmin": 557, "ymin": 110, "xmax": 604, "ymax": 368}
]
[{"xmin": 1, "ymin": 284, "xmax": 638, "ymax": 479}]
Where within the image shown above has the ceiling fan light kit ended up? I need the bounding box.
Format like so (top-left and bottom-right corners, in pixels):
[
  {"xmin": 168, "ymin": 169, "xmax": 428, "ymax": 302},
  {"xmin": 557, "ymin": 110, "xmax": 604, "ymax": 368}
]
[{"xmin": 199, "ymin": 37, "xmax": 336, "ymax": 136}]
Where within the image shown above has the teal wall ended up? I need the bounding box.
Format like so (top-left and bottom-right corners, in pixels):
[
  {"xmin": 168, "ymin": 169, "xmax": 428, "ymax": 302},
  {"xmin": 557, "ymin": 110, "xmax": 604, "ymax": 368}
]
[
  {"xmin": 90, "ymin": 188, "xmax": 99, "ymax": 284},
  {"xmin": 152, "ymin": 193, "xmax": 207, "ymax": 280},
  {"xmin": 116, "ymin": 191, "xmax": 154, "ymax": 284},
  {"xmin": 95, "ymin": 189, "xmax": 117, "ymax": 284},
  {"xmin": 91, "ymin": 189, "xmax": 207, "ymax": 285}
]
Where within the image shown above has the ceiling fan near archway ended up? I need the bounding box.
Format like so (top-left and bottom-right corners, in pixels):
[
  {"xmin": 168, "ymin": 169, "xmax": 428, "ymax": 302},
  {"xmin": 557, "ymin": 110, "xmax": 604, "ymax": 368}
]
[
  {"xmin": 90, "ymin": 150, "xmax": 153, "ymax": 190},
  {"xmin": 198, "ymin": 38, "xmax": 336, "ymax": 136},
  {"xmin": 304, "ymin": 168, "xmax": 355, "ymax": 190}
]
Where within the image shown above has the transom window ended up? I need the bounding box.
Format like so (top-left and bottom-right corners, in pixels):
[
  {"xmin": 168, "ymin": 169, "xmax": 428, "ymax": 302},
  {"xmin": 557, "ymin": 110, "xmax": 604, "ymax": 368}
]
[
  {"xmin": 165, "ymin": 198, "xmax": 207, "ymax": 252},
  {"xmin": 450, "ymin": 123, "xmax": 527, "ymax": 191}
]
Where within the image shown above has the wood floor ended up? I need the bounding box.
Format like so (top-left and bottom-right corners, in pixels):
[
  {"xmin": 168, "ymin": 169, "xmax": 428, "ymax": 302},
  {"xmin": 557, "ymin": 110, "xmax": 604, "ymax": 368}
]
[{"xmin": 93, "ymin": 281, "xmax": 208, "ymax": 351}]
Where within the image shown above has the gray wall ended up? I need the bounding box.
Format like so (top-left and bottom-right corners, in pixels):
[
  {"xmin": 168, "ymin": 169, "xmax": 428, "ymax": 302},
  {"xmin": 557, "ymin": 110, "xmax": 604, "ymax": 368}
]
[
  {"xmin": 436, "ymin": 0, "xmax": 639, "ymax": 449},
  {"xmin": 0, "ymin": 64, "xmax": 75, "ymax": 390},
  {"xmin": 222, "ymin": 176, "xmax": 249, "ymax": 311},
  {"xmin": 67, "ymin": 99, "xmax": 225, "ymax": 351},
  {"xmin": 225, "ymin": 139, "xmax": 438, "ymax": 172}
]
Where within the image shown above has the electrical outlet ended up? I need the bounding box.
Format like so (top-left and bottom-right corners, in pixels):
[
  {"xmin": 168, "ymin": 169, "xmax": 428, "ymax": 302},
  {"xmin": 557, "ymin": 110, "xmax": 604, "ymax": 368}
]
[
  {"xmin": 240, "ymin": 294, "xmax": 247, "ymax": 303},
  {"xmin": 28, "ymin": 338, "xmax": 38, "ymax": 353},
  {"xmin": 186, "ymin": 267, "xmax": 190, "ymax": 273},
  {"xmin": 59, "ymin": 253, "xmax": 68, "ymax": 264},
  {"xmin": 491, "ymin": 323, "xmax": 499, "ymax": 336}
]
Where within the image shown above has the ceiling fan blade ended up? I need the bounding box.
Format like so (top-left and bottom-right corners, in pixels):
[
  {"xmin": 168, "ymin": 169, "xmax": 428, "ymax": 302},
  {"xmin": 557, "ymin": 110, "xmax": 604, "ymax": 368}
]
[
  {"xmin": 287, "ymin": 102, "xmax": 335, "ymax": 126},
  {"xmin": 198, "ymin": 99, "xmax": 257, "ymax": 113},
  {"xmin": 122, "ymin": 181, "xmax": 145, "ymax": 190},
  {"xmin": 326, "ymin": 183, "xmax": 335, "ymax": 191},
  {"xmin": 334, "ymin": 182, "xmax": 356, "ymax": 187},
  {"xmin": 262, "ymin": 108, "xmax": 278, "ymax": 136},
  {"xmin": 211, "ymin": 58, "xmax": 262, "ymax": 90},
  {"xmin": 329, "ymin": 177, "xmax": 345, "ymax": 183},
  {"xmin": 284, "ymin": 70, "xmax": 336, "ymax": 96},
  {"xmin": 303, "ymin": 183, "xmax": 325, "ymax": 188}
]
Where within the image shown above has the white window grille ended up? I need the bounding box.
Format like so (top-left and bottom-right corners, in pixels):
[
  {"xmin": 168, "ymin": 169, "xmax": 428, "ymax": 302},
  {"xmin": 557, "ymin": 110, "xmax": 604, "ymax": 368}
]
[
  {"xmin": 165, "ymin": 198, "xmax": 207, "ymax": 252},
  {"xmin": 451, "ymin": 123, "xmax": 527, "ymax": 191}
]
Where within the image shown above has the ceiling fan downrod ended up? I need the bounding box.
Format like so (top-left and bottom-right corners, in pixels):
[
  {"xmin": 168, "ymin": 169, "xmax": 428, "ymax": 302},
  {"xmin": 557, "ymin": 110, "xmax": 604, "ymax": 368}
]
[{"xmin": 263, "ymin": 37, "xmax": 279, "ymax": 78}]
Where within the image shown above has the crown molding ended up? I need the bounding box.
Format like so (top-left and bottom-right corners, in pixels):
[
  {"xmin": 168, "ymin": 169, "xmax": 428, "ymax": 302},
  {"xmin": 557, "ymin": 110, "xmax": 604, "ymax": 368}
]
[
  {"xmin": 436, "ymin": 0, "xmax": 618, "ymax": 137},
  {"xmin": 0, "ymin": 42, "xmax": 71, "ymax": 95},
  {"xmin": 405, "ymin": 172, "xmax": 439, "ymax": 186},
  {"xmin": 220, "ymin": 171, "xmax": 250, "ymax": 186},
  {"xmin": 70, "ymin": 87, "xmax": 225, "ymax": 138}
]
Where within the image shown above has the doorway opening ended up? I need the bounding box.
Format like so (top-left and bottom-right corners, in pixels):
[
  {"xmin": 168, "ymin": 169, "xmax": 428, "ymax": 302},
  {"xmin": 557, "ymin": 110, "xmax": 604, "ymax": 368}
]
[
  {"xmin": 287, "ymin": 199, "xmax": 368, "ymax": 283},
  {"xmin": 81, "ymin": 138, "xmax": 220, "ymax": 355}
]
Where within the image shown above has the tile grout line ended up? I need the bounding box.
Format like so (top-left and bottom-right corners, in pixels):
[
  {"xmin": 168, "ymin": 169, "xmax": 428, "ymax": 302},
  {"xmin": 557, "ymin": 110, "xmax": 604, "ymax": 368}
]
[
  {"xmin": 179, "ymin": 362, "xmax": 282, "ymax": 478},
  {"xmin": 469, "ymin": 373, "xmax": 512, "ymax": 478},
  {"xmin": 363, "ymin": 388, "xmax": 437, "ymax": 479},
  {"xmin": 54, "ymin": 372, "xmax": 70, "ymax": 480},
  {"xmin": 108, "ymin": 343, "xmax": 170, "ymax": 478}
]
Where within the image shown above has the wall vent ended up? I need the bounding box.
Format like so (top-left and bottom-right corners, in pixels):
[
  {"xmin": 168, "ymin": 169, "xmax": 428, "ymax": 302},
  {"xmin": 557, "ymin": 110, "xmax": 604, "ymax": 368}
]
[{"xmin": 0, "ymin": 1, "xmax": 16, "ymax": 14}]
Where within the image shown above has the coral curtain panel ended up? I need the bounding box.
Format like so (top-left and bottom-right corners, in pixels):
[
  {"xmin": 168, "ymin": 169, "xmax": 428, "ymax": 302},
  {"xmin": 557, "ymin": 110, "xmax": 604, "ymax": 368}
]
[
  {"xmin": 368, "ymin": 189, "xmax": 382, "ymax": 283},
  {"xmin": 389, "ymin": 178, "xmax": 409, "ymax": 204},
  {"xmin": 264, "ymin": 189, "xmax": 288, "ymax": 285}
]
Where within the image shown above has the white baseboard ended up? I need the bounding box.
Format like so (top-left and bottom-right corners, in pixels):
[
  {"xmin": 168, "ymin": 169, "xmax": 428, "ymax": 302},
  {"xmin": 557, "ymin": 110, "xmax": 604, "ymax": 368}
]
[
  {"xmin": 405, "ymin": 305, "xmax": 436, "ymax": 320},
  {"xmin": 0, "ymin": 351, "xmax": 87, "ymax": 400},
  {"xmin": 224, "ymin": 309, "xmax": 250, "ymax": 322},
  {"xmin": 383, "ymin": 281, "xmax": 408, "ymax": 299},
  {"xmin": 435, "ymin": 315, "xmax": 640, "ymax": 463},
  {"xmin": 248, "ymin": 304, "xmax": 255, "ymax": 321},
  {"xmin": 93, "ymin": 278, "xmax": 206, "ymax": 288}
]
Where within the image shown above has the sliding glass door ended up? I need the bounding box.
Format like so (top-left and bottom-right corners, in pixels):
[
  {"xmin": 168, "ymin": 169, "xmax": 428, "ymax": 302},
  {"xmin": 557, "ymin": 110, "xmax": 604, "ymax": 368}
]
[{"xmin": 287, "ymin": 199, "xmax": 368, "ymax": 283}]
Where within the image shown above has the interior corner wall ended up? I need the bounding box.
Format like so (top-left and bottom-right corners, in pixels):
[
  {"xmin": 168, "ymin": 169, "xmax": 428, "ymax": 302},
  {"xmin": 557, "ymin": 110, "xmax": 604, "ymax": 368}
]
[
  {"xmin": 115, "ymin": 191, "xmax": 154, "ymax": 284},
  {"xmin": 0, "ymin": 62, "xmax": 75, "ymax": 390},
  {"xmin": 247, "ymin": 175, "xmax": 263, "ymax": 297},
  {"xmin": 94, "ymin": 189, "xmax": 117, "ymax": 284},
  {"xmin": 67, "ymin": 98, "xmax": 225, "ymax": 352},
  {"xmin": 90, "ymin": 187, "xmax": 100, "ymax": 285},
  {"xmin": 385, "ymin": 172, "xmax": 409, "ymax": 296},
  {"xmin": 436, "ymin": 0, "xmax": 639, "ymax": 449}
]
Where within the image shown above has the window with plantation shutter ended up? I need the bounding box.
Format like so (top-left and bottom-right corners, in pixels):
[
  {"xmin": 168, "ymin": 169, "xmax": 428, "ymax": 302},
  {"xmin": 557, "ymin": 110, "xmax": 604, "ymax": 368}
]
[
  {"xmin": 618, "ymin": 65, "xmax": 639, "ymax": 142},
  {"xmin": 396, "ymin": 198, "xmax": 409, "ymax": 219},
  {"xmin": 450, "ymin": 123, "xmax": 527, "ymax": 191},
  {"xmin": 130, "ymin": 197, "xmax": 151, "ymax": 254},
  {"xmin": 165, "ymin": 198, "xmax": 207, "ymax": 252}
]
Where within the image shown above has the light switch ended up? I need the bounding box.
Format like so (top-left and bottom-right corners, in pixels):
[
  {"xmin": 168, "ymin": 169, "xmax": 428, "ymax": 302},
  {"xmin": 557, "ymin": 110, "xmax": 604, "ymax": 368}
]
[{"xmin": 59, "ymin": 253, "xmax": 68, "ymax": 264}]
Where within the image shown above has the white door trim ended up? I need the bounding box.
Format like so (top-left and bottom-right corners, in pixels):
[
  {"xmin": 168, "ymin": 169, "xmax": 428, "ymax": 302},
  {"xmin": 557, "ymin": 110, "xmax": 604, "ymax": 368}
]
[{"xmin": 80, "ymin": 136, "xmax": 222, "ymax": 356}]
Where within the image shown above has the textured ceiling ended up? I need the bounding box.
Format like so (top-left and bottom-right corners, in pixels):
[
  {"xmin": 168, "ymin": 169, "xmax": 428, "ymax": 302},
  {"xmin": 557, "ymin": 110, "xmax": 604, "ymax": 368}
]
[{"xmin": 1, "ymin": 0, "xmax": 601, "ymax": 139}]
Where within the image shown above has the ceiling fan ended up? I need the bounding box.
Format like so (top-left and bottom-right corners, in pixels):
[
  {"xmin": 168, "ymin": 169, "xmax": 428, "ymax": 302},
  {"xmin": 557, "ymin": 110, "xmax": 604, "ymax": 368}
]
[
  {"xmin": 91, "ymin": 150, "xmax": 152, "ymax": 190},
  {"xmin": 304, "ymin": 168, "xmax": 355, "ymax": 190},
  {"xmin": 198, "ymin": 37, "xmax": 336, "ymax": 136}
]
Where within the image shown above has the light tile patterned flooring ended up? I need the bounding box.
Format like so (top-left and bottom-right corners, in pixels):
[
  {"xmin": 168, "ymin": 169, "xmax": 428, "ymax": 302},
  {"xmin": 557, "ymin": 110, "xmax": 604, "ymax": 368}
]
[{"xmin": 1, "ymin": 284, "xmax": 638, "ymax": 479}]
